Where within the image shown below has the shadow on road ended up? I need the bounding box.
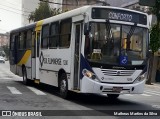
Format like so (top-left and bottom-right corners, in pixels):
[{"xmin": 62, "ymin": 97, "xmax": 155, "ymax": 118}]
[{"xmin": 14, "ymin": 80, "xmax": 157, "ymax": 117}]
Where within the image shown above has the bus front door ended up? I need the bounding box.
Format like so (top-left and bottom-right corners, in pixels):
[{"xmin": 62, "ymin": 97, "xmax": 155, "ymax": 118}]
[{"xmin": 73, "ymin": 23, "xmax": 82, "ymax": 90}]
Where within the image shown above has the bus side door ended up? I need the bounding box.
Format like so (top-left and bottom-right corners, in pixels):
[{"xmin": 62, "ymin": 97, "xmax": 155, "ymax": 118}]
[
  {"xmin": 31, "ymin": 21, "xmax": 43, "ymax": 82},
  {"xmin": 72, "ymin": 15, "xmax": 83, "ymax": 90}
]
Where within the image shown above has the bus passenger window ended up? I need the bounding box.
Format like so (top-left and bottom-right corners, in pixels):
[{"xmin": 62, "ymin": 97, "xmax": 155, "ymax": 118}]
[
  {"xmin": 19, "ymin": 32, "xmax": 27, "ymax": 49},
  {"xmin": 41, "ymin": 25, "xmax": 49, "ymax": 49},
  {"xmin": 59, "ymin": 19, "xmax": 71, "ymax": 48},
  {"xmin": 26, "ymin": 30, "xmax": 32, "ymax": 48},
  {"xmin": 49, "ymin": 22, "xmax": 59, "ymax": 48}
]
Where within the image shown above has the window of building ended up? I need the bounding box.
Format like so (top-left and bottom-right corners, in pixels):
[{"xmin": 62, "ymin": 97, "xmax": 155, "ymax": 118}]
[
  {"xmin": 49, "ymin": 22, "xmax": 59, "ymax": 48},
  {"xmin": 41, "ymin": 24, "xmax": 49, "ymax": 49},
  {"xmin": 59, "ymin": 19, "xmax": 72, "ymax": 48}
]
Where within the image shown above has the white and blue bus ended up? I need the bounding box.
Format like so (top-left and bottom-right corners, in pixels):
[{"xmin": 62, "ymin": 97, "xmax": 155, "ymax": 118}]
[{"xmin": 9, "ymin": 5, "xmax": 149, "ymax": 99}]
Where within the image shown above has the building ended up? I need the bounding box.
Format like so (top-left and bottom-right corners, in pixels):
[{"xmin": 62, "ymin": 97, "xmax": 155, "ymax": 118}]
[
  {"xmin": 21, "ymin": 0, "xmax": 39, "ymax": 26},
  {"xmin": 52, "ymin": 0, "xmax": 108, "ymax": 12},
  {"xmin": 0, "ymin": 33, "xmax": 9, "ymax": 47},
  {"xmin": 21, "ymin": 0, "xmax": 108, "ymax": 25},
  {"xmin": 62, "ymin": 0, "xmax": 107, "ymax": 11},
  {"xmin": 21, "ymin": 0, "xmax": 58, "ymax": 25},
  {"xmin": 120, "ymin": 0, "xmax": 150, "ymax": 13}
]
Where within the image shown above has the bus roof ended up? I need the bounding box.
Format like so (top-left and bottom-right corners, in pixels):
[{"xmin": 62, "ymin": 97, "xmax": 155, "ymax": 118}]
[
  {"xmin": 10, "ymin": 5, "xmax": 148, "ymax": 33},
  {"xmin": 10, "ymin": 22, "xmax": 36, "ymax": 34}
]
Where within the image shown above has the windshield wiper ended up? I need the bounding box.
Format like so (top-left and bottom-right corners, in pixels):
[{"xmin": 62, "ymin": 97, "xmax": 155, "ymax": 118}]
[{"xmin": 105, "ymin": 19, "xmax": 114, "ymax": 43}]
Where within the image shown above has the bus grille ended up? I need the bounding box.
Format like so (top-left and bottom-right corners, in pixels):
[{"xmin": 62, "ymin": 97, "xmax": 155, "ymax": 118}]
[{"xmin": 101, "ymin": 69, "xmax": 135, "ymax": 76}]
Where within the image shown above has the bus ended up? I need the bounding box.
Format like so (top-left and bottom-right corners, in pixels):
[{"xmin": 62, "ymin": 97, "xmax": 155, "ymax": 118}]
[{"xmin": 9, "ymin": 5, "xmax": 149, "ymax": 99}]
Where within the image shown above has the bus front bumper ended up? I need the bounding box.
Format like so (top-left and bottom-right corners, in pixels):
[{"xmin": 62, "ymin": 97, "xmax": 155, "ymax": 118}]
[{"xmin": 81, "ymin": 76, "xmax": 146, "ymax": 94}]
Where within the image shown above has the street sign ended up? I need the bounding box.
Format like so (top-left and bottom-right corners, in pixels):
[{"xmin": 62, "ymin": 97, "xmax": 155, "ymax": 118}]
[{"xmin": 139, "ymin": 0, "xmax": 156, "ymax": 7}]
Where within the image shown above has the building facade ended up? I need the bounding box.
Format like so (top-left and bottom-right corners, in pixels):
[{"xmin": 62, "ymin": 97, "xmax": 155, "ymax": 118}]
[
  {"xmin": 21, "ymin": 0, "xmax": 58, "ymax": 25},
  {"xmin": 0, "ymin": 33, "xmax": 9, "ymax": 47},
  {"xmin": 21, "ymin": 0, "xmax": 108, "ymax": 25},
  {"xmin": 120, "ymin": 0, "xmax": 150, "ymax": 13},
  {"xmin": 62, "ymin": 0, "xmax": 100, "ymax": 11}
]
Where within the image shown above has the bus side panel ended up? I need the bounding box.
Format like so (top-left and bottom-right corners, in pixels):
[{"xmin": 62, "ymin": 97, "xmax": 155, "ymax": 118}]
[
  {"xmin": 39, "ymin": 49, "xmax": 71, "ymax": 89},
  {"xmin": 39, "ymin": 71, "xmax": 58, "ymax": 87}
]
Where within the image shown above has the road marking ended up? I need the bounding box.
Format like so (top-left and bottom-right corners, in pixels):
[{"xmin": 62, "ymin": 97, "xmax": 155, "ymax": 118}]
[
  {"xmin": 123, "ymin": 94, "xmax": 133, "ymax": 96},
  {"xmin": 144, "ymin": 91, "xmax": 160, "ymax": 96},
  {"xmin": 145, "ymin": 90, "xmax": 160, "ymax": 94},
  {"xmin": 27, "ymin": 86, "xmax": 46, "ymax": 95},
  {"xmin": 141, "ymin": 94, "xmax": 151, "ymax": 96},
  {"xmin": 7, "ymin": 86, "xmax": 22, "ymax": 94}
]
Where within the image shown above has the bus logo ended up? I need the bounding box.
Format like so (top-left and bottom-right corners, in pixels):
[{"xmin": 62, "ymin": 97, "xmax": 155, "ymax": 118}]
[
  {"xmin": 39, "ymin": 52, "xmax": 44, "ymax": 67},
  {"xmin": 117, "ymin": 71, "xmax": 121, "ymax": 75}
]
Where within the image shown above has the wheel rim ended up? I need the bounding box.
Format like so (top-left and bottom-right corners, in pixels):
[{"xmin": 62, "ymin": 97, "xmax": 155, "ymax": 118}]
[{"xmin": 60, "ymin": 79, "xmax": 67, "ymax": 94}]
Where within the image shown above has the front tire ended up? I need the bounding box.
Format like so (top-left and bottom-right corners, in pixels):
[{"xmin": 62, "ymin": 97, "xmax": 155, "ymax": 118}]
[
  {"xmin": 59, "ymin": 73, "xmax": 68, "ymax": 99},
  {"xmin": 107, "ymin": 94, "xmax": 119, "ymax": 100}
]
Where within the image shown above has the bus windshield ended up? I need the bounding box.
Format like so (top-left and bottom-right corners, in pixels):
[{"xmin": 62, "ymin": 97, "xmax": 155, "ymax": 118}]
[{"xmin": 84, "ymin": 22, "xmax": 148, "ymax": 66}]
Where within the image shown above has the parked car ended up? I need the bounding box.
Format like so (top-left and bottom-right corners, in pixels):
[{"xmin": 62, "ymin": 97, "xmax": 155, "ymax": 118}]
[{"xmin": 0, "ymin": 56, "xmax": 5, "ymax": 63}]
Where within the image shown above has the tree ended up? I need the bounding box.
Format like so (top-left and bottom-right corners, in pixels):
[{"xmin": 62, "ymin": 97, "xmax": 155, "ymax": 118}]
[
  {"xmin": 146, "ymin": 0, "xmax": 160, "ymax": 84},
  {"xmin": 28, "ymin": 1, "xmax": 61, "ymax": 22}
]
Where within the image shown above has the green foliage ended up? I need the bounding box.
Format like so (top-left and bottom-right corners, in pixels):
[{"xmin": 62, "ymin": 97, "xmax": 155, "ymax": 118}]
[
  {"xmin": 28, "ymin": 1, "xmax": 62, "ymax": 22},
  {"xmin": 150, "ymin": 24, "xmax": 160, "ymax": 52},
  {"xmin": 152, "ymin": 0, "xmax": 160, "ymax": 23},
  {"xmin": 149, "ymin": 0, "xmax": 160, "ymax": 53}
]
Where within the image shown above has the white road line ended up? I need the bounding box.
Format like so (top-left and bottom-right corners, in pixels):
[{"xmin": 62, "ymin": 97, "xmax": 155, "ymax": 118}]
[
  {"xmin": 123, "ymin": 94, "xmax": 133, "ymax": 96},
  {"xmin": 144, "ymin": 91, "xmax": 160, "ymax": 96},
  {"xmin": 27, "ymin": 86, "xmax": 46, "ymax": 95},
  {"xmin": 145, "ymin": 90, "xmax": 160, "ymax": 94},
  {"xmin": 7, "ymin": 86, "xmax": 22, "ymax": 94},
  {"xmin": 141, "ymin": 94, "xmax": 151, "ymax": 96}
]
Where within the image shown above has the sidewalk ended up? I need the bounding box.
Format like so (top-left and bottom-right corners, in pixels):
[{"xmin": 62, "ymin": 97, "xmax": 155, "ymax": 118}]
[{"xmin": 145, "ymin": 82, "xmax": 160, "ymax": 89}]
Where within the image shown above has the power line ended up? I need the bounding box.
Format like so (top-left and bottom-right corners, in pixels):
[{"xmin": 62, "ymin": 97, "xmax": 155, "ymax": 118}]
[
  {"xmin": 3, "ymin": 0, "xmax": 39, "ymax": 12},
  {"xmin": 0, "ymin": 28, "xmax": 8, "ymax": 32},
  {"xmin": 0, "ymin": 4, "xmax": 31, "ymax": 14},
  {"xmin": 0, "ymin": 7, "xmax": 29, "ymax": 16},
  {"xmin": 39, "ymin": 0, "xmax": 106, "ymax": 6},
  {"xmin": 39, "ymin": 0, "xmax": 79, "ymax": 5}
]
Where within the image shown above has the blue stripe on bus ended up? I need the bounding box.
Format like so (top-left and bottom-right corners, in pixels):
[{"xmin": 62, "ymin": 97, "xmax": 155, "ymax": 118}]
[{"xmin": 80, "ymin": 54, "xmax": 94, "ymax": 79}]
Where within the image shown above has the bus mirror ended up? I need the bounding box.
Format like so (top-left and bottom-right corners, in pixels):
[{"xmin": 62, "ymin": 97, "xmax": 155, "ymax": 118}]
[{"xmin": 84, "ymin": 23, "xmax": 89, "ymax": 35}]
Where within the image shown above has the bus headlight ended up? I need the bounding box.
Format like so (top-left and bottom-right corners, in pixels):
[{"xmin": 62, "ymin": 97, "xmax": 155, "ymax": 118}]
[
  {"xmin": 82, "ymin": 69, "xmax": 100, "ymax": 82},
  {"xmin": 134, "ymin": 72, "xmax": 147, "ymax": 83}
]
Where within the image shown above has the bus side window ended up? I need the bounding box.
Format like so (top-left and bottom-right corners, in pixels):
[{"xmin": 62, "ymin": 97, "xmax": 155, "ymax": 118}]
[
  {"xmin": 26, "ymin": 30, "xmax": 32, "ymax": 49},
  {"xmin": 49, "ymin": 22, "xmax": 59, "ymax": 48},
  {"xmin": 41, "ymin": 24, "xmax": 49, "ymax": 49},
  {"xmin": 59, "ymin": 19, "xmax": 72, "ymax": 48}
]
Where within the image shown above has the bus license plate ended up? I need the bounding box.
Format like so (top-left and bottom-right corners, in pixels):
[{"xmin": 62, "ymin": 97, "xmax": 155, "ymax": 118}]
[{"xmin": 112, "ymin": 87, "xmax": 123, "ymax": 92}]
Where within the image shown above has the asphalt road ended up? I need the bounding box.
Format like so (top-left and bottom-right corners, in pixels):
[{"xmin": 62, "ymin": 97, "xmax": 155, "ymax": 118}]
[{"xmin": 0, "ymin": 61, "xmax": 160, "ymax": 119}]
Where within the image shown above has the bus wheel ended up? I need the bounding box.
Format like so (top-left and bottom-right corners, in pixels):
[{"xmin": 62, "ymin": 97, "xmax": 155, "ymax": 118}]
[
  {"xmin": 59, "ymin": 73, "xmax": 68, "ymax": 99},
  {"xmin": 22, "ymin": 67, "xmax": 29, "ymax": 85},
  {"xmin": 107, "ymin": 94, "xmax": 119, "ymax": 100}
]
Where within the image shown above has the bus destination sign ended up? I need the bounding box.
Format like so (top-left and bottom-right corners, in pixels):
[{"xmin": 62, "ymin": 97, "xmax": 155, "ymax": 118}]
[{"xmin": 92, "ymin": 8, "xmax": 147, "ymax": 25}]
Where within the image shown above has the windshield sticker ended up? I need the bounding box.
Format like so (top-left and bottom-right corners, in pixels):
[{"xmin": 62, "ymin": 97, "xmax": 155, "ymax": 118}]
[
  {"xmin": 132, "ymin": 61, "xmax": 143, "ymax": 65},
  {"xmin": 93, "ymin": 49, "xmax": 101, "ymax": 53},
  {"xmin": 120, "ymin": 55, "xmax": 128, "ymax": 65}
]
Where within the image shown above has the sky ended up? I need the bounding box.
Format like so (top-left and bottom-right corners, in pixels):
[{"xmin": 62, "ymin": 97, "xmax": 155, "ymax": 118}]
[{"xmin": 0, "ymin": 0, "xmax": 23, "ymax": 33}]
